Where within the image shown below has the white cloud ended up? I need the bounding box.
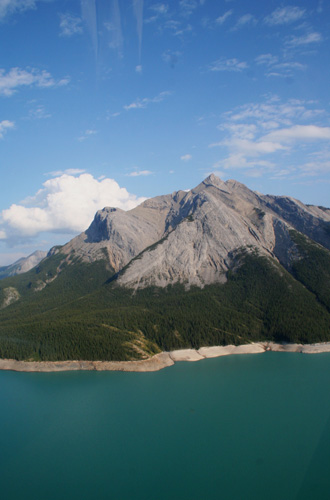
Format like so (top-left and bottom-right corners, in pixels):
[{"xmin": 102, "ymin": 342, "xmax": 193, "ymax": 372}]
[
  {"xmin": 0, "ymin": 173, "xmax": 146, "ymax": 240},
  {"xmin": 162, "ymin": 19, "xmax": 193, "ymax": 37},
  {"xmin": 124, "ymin": 91, "xmax": 171, "ymax": 110},
  {"xmin": 255, "ymin": 53, "xmax": 306, "ymax": 78},
  {"xmin": 211, "ymin": 138, "xmax": 286, "ymax": 156},
  {"xmin": 226, "ymin": 97, "xmax": 311, "ymax": 125},
  {"xmin": 179, "ymin": 0, "xmax": 198, "ymax": 16},
  {"xmin": 263, "ymin": 125, "xmax": 330, "ymax": 143},
  {"xmin": 0, "ymin": 67, "xmax": 69, "ymax": 97},
  {"xmin": 145, "ymin": 3, "xmax": 169, "ymax": 24},
  {"xmin": 104, "ymin": 0, "xmax": 123, "ymax": 57},
  {"xmin": 210, "ymin": 97, "xmax": 330, "ymax": 179},
  {"xmin": 267, "ymin": 62, "xmax": 306, "ymax": 78},
  {"xmin": 209, "ymin": 57, "xmax": 248, "ymax": 72},
  {"xmin": 135, "ymin": 65, "xmax": 142, "ymax": 73},
  {"xmin": 255, "ymin": 54, "xmax": 279, "ymax": 66},
  {"xmin": 180, "ymin": 154, "xmax": 192, "ymax": 161},
  {"xmin": 285, "ymin": 32, "xmax": 323, "ymax": 48},
  {"xmin": 59, "ymin": 13, "xmax": 83, "ymax": 37},
  {"xmin": 126, "ymin": 170, "xmax": 153, "ymax": 177},
  {"xmin": 0, "ymin": 119, "xmax": 14, "ymax": 138},
  {"xmin": 0, "ymin": 0, "xmax": 37, "ymax": 20},
  {"xmin": 27, "ymin": 103, "xmax": 51, "ymax": 119},
  {"xmin": 77, "ymin": 129, "xmax": 97, "ymax": 142},
  {"xmin": 264, "ymin": 6, "xmax": 305, "ymax": 26},
  {"xmin": 150, "ymin": 3, "xmax": 168, "ymax": 15},
  {"xmin": 233, "ymin": 13, "xmax": 257, "ymax": 29},
  {"xmin": 162, "ymin": 50, "xmax": 182, "ymax": 67},
  {"xmin": 300, "ymin": 161, "xmax": 330, "ymax": 176},
  {"xmin": 47, "ymin": 168, "xmax": 86, "ymax": 177},
  {"xmin": 215, "ymin": 10, "xmax": 232, "ymax": 25},
  {"xmin": 213, "ymin": 154, "xmax": 275, "ymax": 172}
]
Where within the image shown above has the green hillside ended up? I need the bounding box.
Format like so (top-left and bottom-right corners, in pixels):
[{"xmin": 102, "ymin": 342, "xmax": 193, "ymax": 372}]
[{"xmin": 1, "ymin": 242, "xmax": 330, "ymax": 362}]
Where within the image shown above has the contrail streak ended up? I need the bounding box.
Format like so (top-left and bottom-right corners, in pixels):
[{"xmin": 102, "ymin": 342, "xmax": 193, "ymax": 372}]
[
  {"xmin": 81, "ymin": 0, "xmax": 98, "ymax": 59},
  {"xmin": 132, "ymin": 0, "xmax": 144, "ymax": 62}
]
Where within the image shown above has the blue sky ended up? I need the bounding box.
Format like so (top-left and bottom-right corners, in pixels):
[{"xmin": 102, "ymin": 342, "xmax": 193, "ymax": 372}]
[{"xmin": 1, "ymin": 0, "xmax": 330, "ymax": 265}]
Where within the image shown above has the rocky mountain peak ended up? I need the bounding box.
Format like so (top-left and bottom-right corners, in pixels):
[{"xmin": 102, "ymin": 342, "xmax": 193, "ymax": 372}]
[{"xmin": 56, "ymin": 174, "xmax": 330, "ymax": 288}]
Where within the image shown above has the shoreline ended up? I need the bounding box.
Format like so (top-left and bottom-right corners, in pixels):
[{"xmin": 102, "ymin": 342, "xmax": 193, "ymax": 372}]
[{"xmin": 1, "ymin": 341, "xmax": 330, "ymax": 373}]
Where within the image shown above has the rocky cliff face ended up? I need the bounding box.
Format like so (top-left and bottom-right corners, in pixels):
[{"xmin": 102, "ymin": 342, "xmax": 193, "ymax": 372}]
[
  {"xmin": 56, "ymin": 174, "xmax": 330, "ymax": 289},
  {"xmin": 0, "ymin": 250, "xmax": 47, "ymax": 280}
]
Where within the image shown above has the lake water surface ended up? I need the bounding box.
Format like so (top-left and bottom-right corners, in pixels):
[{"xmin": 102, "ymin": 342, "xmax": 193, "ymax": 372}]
[{"xmin": 1, "ymin": 352, "xmax": 330, "ymax": 500}]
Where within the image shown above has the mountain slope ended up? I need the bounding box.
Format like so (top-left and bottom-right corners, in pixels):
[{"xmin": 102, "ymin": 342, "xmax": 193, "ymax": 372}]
[
  {"xmin": 0, "ymin": 175, "xmax": 330, "ymax": 361},
  {"xmin": 0, "ymin": 250, "xmax": 47, "ymax": 280}
]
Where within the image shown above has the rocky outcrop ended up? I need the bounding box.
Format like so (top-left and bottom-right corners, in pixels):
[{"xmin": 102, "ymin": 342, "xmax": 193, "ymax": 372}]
[
  {"xmin": 1, "ymin": 287, "xmax": 20, "ymax": 309},
  {"xmin": 51, "ymin": 174, "xmax": 330, "ymax": 289}
]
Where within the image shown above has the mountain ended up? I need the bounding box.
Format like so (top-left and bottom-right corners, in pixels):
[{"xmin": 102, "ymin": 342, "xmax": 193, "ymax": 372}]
[
  {"xmin": 1, "ymin": 174, "xmax": 330, "ymax": 362},
  {"xmin": 0, "ymin": 250, "xmax": 47, "ymax": 280}
]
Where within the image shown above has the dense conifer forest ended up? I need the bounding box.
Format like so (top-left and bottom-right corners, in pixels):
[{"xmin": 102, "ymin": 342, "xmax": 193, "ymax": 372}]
[{"xmin": 1, "ymin": 230, "xmax": 330, "ymax": 362}]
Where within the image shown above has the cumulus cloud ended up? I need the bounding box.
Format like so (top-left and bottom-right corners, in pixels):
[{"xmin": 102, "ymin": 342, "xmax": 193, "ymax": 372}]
[
  {"xmin": 77, "ymin": 129, "xmax": 97, "ymax": 142},
  {"xmin": 255, "ymin": 53, "xmax": 306, "ymax": 78},
  {"xmin": 150, "ymin": 3, "xmax": 168, "ymax": 15},
  {"xmin": 160, "ymin": 17, "xmax": 192, "ymax": 37},
  {"xmin": 255, "ymin": 54, "xmax": 279, "ymax": 66},
  {"xmin": 123, "ymin": 91, "xmax": 171, "ymax": 110},
  {"xmin": 0, "ymin": 67, "xmax": 69, "ymax": 97},
  {"xmin": 213, "ymin": 138, "xmax": 286, "ymax": 156},
  {"xmin": 162, "ymin": 50, "xmax": 182, "ymax": 67},
  {"xmin": 210, "ymin": 97, "xmax": 330, "ymax": 178},
  {"xmin": 209, "ymin": 57, "xmax": 248, "ymax": 72},
  {"xmin": 59, "ymin": 13, "xmax": 83, "ymax": 37},
  {"xmin": 180, "ymin": 154, "xmax": 192, "ymax": 161},
  {"xmin": 262, "ymin": 125, "xmax": 330, "ymax": 143},
  {"xmin": 268, "ymin": 65, "xmax": 306, "ymax": 79},
  {"xmin": 179, "ymin": 0, "xmax": 198, "ymax": 16},
  {"xmin": 0, "ymin": 119, "xmax": 14, "ymax": 138},
  {"xmin": 0, "ymin": 0, "xmax": 37, "ymax": 20},
  {"xmin": 300, "ymin": 160, "xmax": 330, "ymax": 177},
  {"xmin": 26, "ymin": 102, "xmax": 51, "ymax": 120},
  {"xmin": 46, "ymin": 168, "xmax": 86, "ymax": 177},
  {"xmin": 264, "ymin": 6, "xmax": 305, "ymax": 25},
  {"xmin": 233, "ymin": 13, "xmax": 257, "ymax": 30},
  {"xmin": 145, "ymin": 2, "xmax": 168, "ymax": 23},
  {"xmin": 285, "ymin": 32, "xmax": 323, "ymax": 48},
  {"xmin": 125, "ymin": 170, "xmax": 153, "ymax": 177},
  {"xmin": 0, "ymin": 173, "xmax": 146, "ymax": 241},
  {"xmin": 215, "ymin": 10, "xmax": 232, "ymax": 25}
]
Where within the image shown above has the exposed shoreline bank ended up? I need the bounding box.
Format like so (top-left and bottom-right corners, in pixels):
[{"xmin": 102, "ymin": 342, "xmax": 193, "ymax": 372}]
[{"xmin": 1, "ymin": 341, "xmax": 330, "ymax": 373}]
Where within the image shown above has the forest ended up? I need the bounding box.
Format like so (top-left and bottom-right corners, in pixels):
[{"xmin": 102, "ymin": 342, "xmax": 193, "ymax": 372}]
[{"xmin": 1, "ymin": 230, "xmax": 330, "ymax": 362}]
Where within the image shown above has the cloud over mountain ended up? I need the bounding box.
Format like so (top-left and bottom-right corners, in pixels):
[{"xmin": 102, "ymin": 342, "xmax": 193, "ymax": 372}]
[{"xmin": 0, "ymin": 173, "xmax": 146, "ymax": 241}]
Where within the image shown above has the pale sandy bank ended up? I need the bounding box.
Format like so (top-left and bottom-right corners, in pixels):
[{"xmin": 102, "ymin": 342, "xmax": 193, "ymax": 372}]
[{"xmin": 1, "ymin": 341, "xmax": 330, "ymax": 373}]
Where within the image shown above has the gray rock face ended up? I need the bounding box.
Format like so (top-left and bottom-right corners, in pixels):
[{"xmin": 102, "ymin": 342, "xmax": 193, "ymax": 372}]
[
  {"xmin": 61, "ymin": 190, "xmax": 187, "ymax": 271},
  {"xmin": 0, "ymin": 250, "xmax": 47, "ymax": 280},
  {"xmin": 59, "ymin": 174, "xmax": 330, "ymax": 289}
]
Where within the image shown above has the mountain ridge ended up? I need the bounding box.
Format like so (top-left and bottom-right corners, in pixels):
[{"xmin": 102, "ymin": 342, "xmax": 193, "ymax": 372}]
[
  {"xmin": 0, "ymin": 250, "xmax": 47, "ymax": 280},
  {"xmin": 0, "ymin": 175, "xmax": 330, "ymax": 362},
  {"xmin": 68, "ymin": 173, "xmax": 330, "ymax": 289}
]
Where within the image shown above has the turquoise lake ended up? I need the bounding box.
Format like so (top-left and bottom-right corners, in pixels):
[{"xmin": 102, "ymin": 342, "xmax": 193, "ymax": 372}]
[{"xmin": 1, "ymin": 352, "xmax": 330, "ymax": 500}]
